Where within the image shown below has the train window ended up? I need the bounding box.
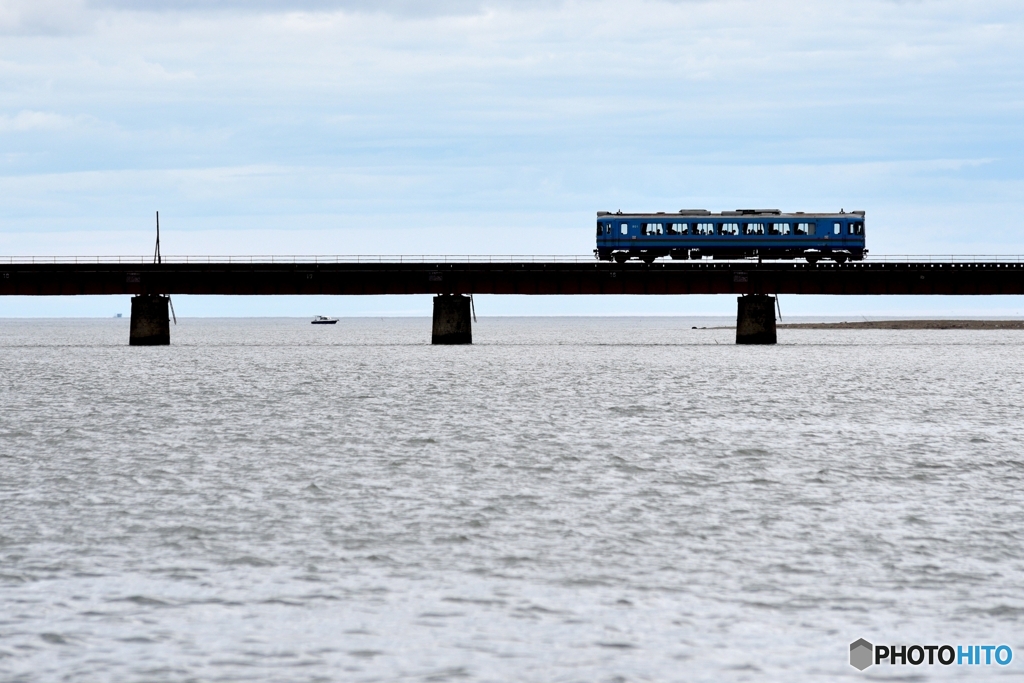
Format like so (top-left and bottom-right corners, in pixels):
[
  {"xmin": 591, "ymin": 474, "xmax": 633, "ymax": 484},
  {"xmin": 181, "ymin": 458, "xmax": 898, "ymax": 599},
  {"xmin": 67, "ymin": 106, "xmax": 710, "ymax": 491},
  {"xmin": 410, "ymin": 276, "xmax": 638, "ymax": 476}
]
[
  {"xmin": 606, "ymin": 224, "xmax": 612, "ymax": 234},
  {"xmin": 769, "ymin": 223, "xmax": 790, "ymax": 235},
  {"xmin": 642, "ymin": 222, "xmax": 664, "ymax": 236},
  {"xmin": 596, "ymin": 222, "xmax": 603, "ymax": 236},
  {"xmin": 720, "ymin": 223, "xmax": 739, "ymax": 236},
  {"xmin": 620, "ymin": 223, "xmax": 628, "ymax": 235},
  {"xmin": 833, "ymin": 223, "xmax": 841, "ymax": 235},
  {"xmin": 695, "ymin": 222, "xmax": 714, "ymax": 235},
  {"xmin": 849, "ymin": 222, "xmax": 864, "ymax": 235},
  {"xmin": 795, "ymin": 222, "xmax": 815, "ymax": 235},
  {"xmin": 668, "ymin": 223, "xmax": 688, "ymax": 235},
  {"xmin": 744, "ymin": 223, "xmax": 765, "ymax": 235}
]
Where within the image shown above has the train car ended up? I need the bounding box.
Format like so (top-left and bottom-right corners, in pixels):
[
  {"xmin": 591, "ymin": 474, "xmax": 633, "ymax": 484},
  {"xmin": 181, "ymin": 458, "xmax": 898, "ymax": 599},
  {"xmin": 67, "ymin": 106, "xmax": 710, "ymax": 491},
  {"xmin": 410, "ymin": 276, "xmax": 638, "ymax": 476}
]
[{"xmin": 594, "ymin": 209, "xmax": 866, "ymax": 264}]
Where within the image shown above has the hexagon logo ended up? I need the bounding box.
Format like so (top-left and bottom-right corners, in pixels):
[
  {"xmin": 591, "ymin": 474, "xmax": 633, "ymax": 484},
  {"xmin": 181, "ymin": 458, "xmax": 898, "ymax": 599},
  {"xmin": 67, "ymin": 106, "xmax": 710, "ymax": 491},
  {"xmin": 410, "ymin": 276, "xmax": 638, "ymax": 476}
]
[{"xmin": 850, "ymin": 639, "xmax": 874, "ymax": 670}]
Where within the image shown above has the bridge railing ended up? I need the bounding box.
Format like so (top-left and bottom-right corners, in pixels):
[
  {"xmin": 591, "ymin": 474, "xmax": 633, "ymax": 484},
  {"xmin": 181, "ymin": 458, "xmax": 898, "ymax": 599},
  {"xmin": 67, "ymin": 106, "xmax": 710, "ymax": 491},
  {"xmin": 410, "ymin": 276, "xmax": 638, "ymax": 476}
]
[
  {"xmin": 1, "ymin": 255, "xmax": 1024, "ymax": 264},
  {"xmin": 863, "ymin": 255, "xmax": 1024, "ymax": 263},
  {"xmin": 0, "ymin": 255, "xmax": 597, "ymax": 264}
]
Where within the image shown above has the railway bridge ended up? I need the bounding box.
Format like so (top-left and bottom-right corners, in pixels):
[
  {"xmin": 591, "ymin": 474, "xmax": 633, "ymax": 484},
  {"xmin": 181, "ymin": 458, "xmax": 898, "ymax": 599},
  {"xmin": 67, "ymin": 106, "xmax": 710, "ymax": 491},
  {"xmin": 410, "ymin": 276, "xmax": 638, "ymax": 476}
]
[{"xmin": 2, "ymin": 256, "xmax": 1023, "ymax": 345}]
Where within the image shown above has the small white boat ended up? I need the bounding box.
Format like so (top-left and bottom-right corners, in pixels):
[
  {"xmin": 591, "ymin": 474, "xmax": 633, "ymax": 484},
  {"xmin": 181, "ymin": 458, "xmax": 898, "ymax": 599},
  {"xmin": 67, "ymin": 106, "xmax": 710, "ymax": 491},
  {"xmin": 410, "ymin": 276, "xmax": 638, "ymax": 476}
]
[{"xmin": 311, "ymin": 315, "xmax": 338, "ymax": 325}]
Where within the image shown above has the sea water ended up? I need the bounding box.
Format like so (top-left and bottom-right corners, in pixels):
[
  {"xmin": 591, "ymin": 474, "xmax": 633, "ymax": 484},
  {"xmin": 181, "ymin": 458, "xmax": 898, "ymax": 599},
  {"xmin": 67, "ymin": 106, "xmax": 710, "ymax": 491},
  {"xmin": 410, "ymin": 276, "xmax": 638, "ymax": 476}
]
[{"xmin": 2, "ymin": 317, "xmax": 1023, "ymax": 681}]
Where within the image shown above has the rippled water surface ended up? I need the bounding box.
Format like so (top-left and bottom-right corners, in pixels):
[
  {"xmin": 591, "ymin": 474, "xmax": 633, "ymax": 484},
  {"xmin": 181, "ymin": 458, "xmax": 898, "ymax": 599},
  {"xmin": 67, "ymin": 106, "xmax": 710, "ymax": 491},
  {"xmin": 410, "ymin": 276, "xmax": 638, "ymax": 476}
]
[{"xmin": 2, "ymin": 317, "xmax": 1024, "ymax": 682}]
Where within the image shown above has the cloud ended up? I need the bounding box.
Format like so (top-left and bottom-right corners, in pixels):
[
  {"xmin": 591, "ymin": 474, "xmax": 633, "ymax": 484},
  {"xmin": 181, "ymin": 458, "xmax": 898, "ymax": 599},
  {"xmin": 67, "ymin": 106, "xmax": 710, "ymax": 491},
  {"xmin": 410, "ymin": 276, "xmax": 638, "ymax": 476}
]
[
  {"xmin": 1, "ymin": 0, "xmax": 1023, "ymax": 265},
  {"xmin": 86, "ymin": 0, "xmax": 549, "ymax": 18},
  {"xmin": 0, "ymin": 111, "xmax": 80, "ymax": 132},
  {"xmin": 3, "ymin": 0, "xmax": 516, "ymax": 33},
  {"xmin": 0, "ymin": 0, "xmax": 91, "ymax": 34}
]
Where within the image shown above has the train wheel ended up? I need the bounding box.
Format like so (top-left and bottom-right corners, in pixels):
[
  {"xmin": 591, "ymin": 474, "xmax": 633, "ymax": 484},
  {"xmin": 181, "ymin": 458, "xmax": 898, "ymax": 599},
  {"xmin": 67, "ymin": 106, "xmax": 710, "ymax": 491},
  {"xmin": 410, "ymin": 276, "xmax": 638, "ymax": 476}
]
[
  {"xmin": 613, "ymin": 253, "xmax": 629, "ymax": 264},
  {"xmin": 641, "ymin": 254, "xmax": 656, "ymax": 264},
  {"xmin": 834, "ymin": 254, "xmax": 848, "ymax": 264},
  {"xmin": 805, "ymin": 255, "xmax": 819, "ymax": 264}
]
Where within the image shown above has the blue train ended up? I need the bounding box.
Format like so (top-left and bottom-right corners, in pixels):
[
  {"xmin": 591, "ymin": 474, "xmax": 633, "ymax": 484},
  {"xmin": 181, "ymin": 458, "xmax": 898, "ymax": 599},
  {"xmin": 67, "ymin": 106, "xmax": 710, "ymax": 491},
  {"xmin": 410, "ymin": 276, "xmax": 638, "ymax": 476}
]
[{"xmin": 594, "ymin": 209, "xmax": 866, "ymax": 263}]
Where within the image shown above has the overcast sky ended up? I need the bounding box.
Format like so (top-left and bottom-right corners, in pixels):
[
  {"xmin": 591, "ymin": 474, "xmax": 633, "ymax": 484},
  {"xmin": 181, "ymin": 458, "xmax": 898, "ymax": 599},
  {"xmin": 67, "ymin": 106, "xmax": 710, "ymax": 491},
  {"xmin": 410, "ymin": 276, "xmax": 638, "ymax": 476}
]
[{"xmin": 2, "ymin": 0, "xmax": 1023, "ymax": 316}]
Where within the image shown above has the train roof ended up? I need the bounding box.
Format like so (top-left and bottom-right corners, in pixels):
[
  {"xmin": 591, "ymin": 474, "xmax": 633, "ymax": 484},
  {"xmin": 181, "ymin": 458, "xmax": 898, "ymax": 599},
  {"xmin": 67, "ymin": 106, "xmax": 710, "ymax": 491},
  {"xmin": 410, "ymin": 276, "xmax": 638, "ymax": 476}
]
[{"xmin": 596, "ymin": 210, "xmax": 865, "ymax": 218}]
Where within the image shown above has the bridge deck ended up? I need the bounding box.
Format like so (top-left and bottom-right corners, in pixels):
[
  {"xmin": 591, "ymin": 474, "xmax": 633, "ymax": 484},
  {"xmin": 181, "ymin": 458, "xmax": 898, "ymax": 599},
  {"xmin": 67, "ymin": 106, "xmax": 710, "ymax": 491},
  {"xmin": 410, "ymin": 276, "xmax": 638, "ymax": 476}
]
[{"xmin": 2, "ymin": 260, "xmax": 1023, "ymax": 296}]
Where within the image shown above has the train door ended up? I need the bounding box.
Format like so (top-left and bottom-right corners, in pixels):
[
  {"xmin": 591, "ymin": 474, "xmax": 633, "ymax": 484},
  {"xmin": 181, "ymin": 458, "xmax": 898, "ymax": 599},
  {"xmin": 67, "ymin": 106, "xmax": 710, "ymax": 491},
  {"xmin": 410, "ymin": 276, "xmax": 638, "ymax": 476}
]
[
  {"xmin": 832, "ymin": 220, "xmax": 844, "ymax": 250},
  {"xmin": 847, "ymin": 219, "xmax": 864, "ymax": 248},
  {"xmin": 617, "ymin": 221, "xmax": 633, "ymax": 247}
]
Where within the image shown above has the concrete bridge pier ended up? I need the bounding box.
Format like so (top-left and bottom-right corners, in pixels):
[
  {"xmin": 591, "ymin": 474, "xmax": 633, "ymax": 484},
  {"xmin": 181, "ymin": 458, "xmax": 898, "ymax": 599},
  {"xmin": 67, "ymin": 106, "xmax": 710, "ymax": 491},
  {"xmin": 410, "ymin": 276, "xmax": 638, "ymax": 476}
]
[
  {"xmin": 736, "ymin": 294, "xmax": 777, "ymax": 345},
  {"xmin": 432, "ymin": 294, "xmax": 472, "ymax": 345},
  {"xmin": 130, "ymin": 294, "xmax": 171, "ymax": 346}
]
